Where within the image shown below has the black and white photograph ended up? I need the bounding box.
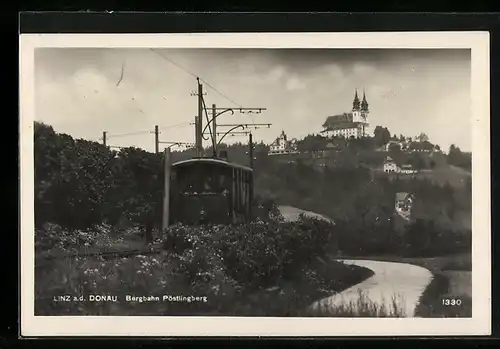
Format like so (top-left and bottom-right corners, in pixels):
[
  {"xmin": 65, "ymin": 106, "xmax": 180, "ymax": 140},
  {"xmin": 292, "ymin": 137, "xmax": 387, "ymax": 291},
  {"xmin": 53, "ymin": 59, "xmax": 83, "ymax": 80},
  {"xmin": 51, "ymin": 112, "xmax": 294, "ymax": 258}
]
[{"xmin": 20, "ymin": 32, "xmax": 491, "ymax": 336}]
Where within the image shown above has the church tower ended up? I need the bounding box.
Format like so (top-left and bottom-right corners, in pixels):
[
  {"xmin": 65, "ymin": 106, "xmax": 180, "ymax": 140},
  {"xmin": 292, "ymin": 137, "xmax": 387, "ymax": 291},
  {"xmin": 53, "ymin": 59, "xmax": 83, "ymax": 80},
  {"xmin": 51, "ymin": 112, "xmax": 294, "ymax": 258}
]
[
  {"xmin": 361, "ymin": 89, "xmax": 369, "ymax": 121},
  {"xmin": 352, "ymin": 89, "xmax": 362, "ymax": 123},
  {"xmin": 352, "ymin": 89, "xmax": 361, "ymax": 111}
]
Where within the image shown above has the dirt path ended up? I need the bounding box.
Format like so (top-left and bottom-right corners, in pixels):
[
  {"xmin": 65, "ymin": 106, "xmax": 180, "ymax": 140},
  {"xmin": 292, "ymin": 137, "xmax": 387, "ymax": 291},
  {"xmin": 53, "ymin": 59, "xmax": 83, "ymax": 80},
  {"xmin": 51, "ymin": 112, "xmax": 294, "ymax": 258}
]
[
  {"xmin": 278, "ymin": 205, "xmax": 333, "ymax": 223},
  {"xmin": 279, "ymin": 205, "xmax": 433, "ymax": 317},
  {"xmin": 309, "ymin": 259, "xmax": 433, "ymax": 317}
]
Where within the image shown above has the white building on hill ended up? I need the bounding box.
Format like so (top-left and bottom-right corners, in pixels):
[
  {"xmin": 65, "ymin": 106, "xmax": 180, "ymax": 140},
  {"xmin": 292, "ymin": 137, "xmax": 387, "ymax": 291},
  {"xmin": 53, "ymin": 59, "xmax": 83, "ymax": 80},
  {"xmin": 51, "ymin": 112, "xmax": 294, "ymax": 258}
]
[
  {"xmin": 268, "ymin": 130, "xmax": 298, "ymax": 156},
  {"xmin": 383, "ymin": 156, "xmax": 399, "ymax": 172},
  {"xmin": 383, "ymin": 156, "xmax": 417, "ymax": 174},
  {"xmin": 321, "ymin": 89, "xmax": 370, "ymax": 139},
  {"xmin": 395, "ymin": 192, "xmax": 414, "ymax": 221}
]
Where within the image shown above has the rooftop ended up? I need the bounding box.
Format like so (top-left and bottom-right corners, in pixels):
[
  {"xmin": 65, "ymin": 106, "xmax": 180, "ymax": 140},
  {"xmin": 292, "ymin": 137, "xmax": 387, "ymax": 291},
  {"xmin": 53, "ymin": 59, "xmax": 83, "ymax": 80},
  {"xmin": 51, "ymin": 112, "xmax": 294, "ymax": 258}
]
[{"xmin": 395, "ymin": 192, "xmax": 414, "ymax": 202}]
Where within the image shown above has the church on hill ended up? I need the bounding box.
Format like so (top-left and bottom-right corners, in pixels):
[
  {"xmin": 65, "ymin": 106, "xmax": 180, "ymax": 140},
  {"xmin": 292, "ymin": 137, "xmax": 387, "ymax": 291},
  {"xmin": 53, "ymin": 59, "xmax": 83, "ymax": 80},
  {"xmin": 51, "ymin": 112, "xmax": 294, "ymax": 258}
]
[{"xmin": 321, "ymin": 89, "xmax": 370, "ymax": 139}]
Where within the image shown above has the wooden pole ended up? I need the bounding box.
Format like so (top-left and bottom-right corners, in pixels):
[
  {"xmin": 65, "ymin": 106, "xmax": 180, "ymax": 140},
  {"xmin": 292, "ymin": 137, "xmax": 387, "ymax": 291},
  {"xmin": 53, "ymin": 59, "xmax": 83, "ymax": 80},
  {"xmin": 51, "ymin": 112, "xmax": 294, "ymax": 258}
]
[
  {"xmin": 197, "ymin": 80, "xmax": 204, "ymax": 157},
  {"xmin": 162, "ymin": 147, "xmax": 172, "ymax": 231},
  {"xmin": 249, "ymin": 132, "xmax": 254, "ymax": 220},
  {"xmin": 249, "ymin": 132, "xmax": 254, "ymax": 169},
  {"xmin": 154, "ymin": 125, "xmax": 159, "ymax": 154},
  {"xmin": 102, "ymin": 131, "xmax": 107, "ymax": 146},
  {"xmin": 212, "ymin": 104, "xmax": 217, "ymax": 156}
]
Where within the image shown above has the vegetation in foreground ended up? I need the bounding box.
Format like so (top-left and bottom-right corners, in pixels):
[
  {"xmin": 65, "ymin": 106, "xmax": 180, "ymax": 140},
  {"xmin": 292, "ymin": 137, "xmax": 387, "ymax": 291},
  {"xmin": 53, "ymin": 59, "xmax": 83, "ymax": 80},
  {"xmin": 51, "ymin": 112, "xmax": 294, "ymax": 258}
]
[
  {"xmin": 305, "ymin": 289, "xmax": 406, "ymax": 318},
  {"xmin": 35, "ymin": 215, "xmax": 373, "ymax": 316}
]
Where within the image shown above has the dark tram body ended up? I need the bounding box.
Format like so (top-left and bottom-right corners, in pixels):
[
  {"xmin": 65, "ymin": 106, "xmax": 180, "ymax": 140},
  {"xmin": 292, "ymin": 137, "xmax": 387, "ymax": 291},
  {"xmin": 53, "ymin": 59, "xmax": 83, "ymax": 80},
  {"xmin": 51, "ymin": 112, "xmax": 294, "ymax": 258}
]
[{"xmin": 169, "ymin": 157, "xmax": 254, "ymax": 225}]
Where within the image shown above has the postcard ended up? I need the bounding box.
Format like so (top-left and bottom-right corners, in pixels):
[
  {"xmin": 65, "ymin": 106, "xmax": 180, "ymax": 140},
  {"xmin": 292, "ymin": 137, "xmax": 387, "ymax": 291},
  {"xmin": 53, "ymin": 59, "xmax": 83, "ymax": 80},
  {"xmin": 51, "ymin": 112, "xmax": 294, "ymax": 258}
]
[{"xmin": 19, "ymin": 31, "xmax": 491, "ymax": 336}]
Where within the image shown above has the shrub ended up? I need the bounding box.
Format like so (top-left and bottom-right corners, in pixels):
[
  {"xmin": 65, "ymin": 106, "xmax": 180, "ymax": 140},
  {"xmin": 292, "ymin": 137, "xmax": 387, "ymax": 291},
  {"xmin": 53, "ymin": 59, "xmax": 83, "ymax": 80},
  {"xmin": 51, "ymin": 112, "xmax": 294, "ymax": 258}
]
[
  {"xmin": 35, "ymin": 218, "xmax": 374, "ymax": 316},
  {"xmin": 34, "ymin": 122, "xmax": 163, "ymax": 233},
  {"xmin": 414, "ymin": 273, "xmax": 472, "ymax": 317},
  {"xmin": 159, "ymin": 214, "xmax": 333, "ymax": 291}
]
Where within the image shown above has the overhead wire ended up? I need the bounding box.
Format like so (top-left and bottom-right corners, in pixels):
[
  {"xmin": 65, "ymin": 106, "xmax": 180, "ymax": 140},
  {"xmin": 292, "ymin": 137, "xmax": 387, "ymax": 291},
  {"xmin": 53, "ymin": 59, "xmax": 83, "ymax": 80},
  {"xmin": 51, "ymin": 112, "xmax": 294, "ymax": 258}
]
[
  {"xmin": 150, "ymin": 48, "xmax": 243, "ymax": 108},
  {"xmin": 105, "ymin": 49, "xmax": 254, "ymax": 148},
  {"xmin": 106, "ymin": 122, "xmax": 191, "ymax": 140}
]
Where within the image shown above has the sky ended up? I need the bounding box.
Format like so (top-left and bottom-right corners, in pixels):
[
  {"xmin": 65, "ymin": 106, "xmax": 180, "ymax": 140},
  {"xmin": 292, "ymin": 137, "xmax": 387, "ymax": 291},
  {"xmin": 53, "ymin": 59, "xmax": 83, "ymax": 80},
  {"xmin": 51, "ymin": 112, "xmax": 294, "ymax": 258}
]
[{"xmin": 35, "ymin": 48, "xmax": 472, "ymax": 152}]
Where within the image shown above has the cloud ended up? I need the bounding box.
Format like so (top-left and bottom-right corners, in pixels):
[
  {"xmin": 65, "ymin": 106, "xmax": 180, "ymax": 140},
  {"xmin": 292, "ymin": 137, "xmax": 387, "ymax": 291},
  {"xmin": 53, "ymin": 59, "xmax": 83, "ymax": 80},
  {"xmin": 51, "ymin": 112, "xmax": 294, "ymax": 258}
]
[
  {"xmin": 34, "ymin": 48, "xmax": 472, "ymax": 152},
  {"xmin": 267, "ymin": 65, "xmax": 287, "ymax": 83},
  {"xmin": 285, "ymin": 75, "xmax": 306, "ymax": 91},
  {"xmin": 352, "ymin": 63, "xmax": 377, "ymax": 76}
]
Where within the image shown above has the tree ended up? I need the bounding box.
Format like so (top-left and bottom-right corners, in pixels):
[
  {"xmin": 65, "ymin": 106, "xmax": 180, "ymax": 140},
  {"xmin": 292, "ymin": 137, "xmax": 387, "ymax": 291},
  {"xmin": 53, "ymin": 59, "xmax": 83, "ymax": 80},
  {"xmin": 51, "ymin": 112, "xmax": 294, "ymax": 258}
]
[
  {"xmin": 296, "ymin": 134, "xmax": 327, "ymax": 152},
  {"xmin": 408, "ymin": 153, "xmax": 425, "ymax": 170},
  {"xmin": 417, "ymin": 133, "xmax": 429, "ymax": 142},
  {"xmin": 447, "ymin": 144, "xmax": 471, "ymax": 171},
  {"xmin": 373, "ymin": 126, "xmax": 391, "ymax": 147}
]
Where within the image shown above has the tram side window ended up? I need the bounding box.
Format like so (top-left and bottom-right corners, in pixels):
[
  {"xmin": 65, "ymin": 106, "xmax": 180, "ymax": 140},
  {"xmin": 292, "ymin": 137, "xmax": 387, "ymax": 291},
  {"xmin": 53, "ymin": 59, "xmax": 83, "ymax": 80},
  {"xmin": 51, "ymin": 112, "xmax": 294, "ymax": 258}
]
[
  {"xmin": 242, "ymin": 171, "xmax": 247, "ymax": 210},
  {"xmin": 232, "ymin": 168, "xmax": 237, "ymax": 212},
  {"xmin": 235, "ymin": 169, "xmax": 240, "ymax": 211}
]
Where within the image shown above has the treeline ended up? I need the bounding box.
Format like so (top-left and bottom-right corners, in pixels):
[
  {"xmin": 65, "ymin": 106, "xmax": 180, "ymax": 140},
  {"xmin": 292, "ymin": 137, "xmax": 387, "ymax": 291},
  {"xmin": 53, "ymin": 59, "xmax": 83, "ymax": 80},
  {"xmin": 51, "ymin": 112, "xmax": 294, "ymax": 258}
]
[
  {"xmin": 35, "ymin": 121, "xmax": 471, "ymax": 238},
  {"xmin": 34, "ymin": 122, "xmax": 274, "ymax": 236},
  {"xmin": 254, "ymin": 161, "xmax": 470, "ymax": 230},
  {"xmin": 448, "ymin": 144, "xmax": 472, "ymax": 172},
  {"xmin": 35, "ymin": 122, "xmax": 164, "ymax": 239},
  {"xmin": 171, "ymin": 138, "xmax": 471, "ymax": 232}
]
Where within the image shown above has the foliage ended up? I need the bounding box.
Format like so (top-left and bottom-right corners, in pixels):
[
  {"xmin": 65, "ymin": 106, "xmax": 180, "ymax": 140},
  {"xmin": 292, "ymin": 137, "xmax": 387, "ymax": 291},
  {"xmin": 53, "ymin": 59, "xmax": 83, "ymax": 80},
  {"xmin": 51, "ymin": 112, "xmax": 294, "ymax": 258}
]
[
  {"xmin": 295, "ymin": 134, "xmax": 330, "ymax": 152},
  {"xmin": 34, "ymin": 122, "xmax": 164, "ymax": 238},
  {"xmin": 306, "ymin": 289, "xmax": 406, "ymax": 317},
  {"xmin": 35, "ymin": 214, "xmax": 373, "ymax": 316},
  {"xmin": 373, "ymin": 126, "xmax": 391, "ymax": 147},
  {"xmin": 35, "ymin": 121, "xmax": 471, "ymax": 257},
  {"xmin": 159, "ymin": 215, "xmax": 334, "ymax": 291},
  {"xmin": 447, "ymin": 144, "xmax": 471, "ymax": 172},
  {"xmin": 408, "ymin": 140, "xmax": 434, "ymax": 152}
]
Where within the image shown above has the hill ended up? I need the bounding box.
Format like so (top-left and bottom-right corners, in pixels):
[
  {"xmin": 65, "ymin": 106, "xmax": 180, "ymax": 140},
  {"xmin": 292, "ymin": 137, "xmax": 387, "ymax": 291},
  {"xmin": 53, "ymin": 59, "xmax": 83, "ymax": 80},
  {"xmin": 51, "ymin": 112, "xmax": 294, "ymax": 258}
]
[{"xmin": 33, "ymin": 121, "xmax": 472, "ymax": 234}]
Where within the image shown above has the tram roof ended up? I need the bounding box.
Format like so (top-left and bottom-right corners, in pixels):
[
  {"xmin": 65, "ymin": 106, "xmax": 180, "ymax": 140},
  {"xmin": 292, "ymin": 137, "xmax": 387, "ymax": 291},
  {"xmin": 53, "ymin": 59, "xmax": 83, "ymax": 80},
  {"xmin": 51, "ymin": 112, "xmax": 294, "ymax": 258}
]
[{"xmin": 171, "ymin": 157, "xmax": 253, "ymax": 172}]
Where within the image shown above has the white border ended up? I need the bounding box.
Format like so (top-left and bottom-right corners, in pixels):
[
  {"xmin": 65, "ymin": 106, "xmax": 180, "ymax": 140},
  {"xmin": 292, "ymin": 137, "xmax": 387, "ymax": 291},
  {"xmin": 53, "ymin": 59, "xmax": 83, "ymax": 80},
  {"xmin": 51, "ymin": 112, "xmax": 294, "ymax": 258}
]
[{"xmin": 20, "ymin": 32, "xmax": 491, "ymax": 337}]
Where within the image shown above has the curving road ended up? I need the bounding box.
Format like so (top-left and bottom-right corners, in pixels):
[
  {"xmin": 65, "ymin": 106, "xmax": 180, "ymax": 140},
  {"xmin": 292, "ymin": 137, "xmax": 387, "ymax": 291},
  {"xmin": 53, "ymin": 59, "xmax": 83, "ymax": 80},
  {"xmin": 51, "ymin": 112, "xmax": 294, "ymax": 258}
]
[
  {"xmin": 278, "ymin": 205, "xmax": 433, "ymax": 317},
  {"xmin": 309, "ymin": 259, "xmax": 433, "ymax": 317},
  {"xmin": 278, "ymin": 205, "xmax": 334, "ymax": 223}
]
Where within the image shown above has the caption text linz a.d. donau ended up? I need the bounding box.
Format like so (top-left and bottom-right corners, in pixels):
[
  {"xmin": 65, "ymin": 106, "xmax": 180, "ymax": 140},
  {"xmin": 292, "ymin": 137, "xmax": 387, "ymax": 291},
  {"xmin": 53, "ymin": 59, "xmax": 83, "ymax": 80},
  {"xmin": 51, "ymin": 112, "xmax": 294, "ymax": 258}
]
[{"xmin": 52, "ymin": 295, "xmax": 209, "ymax": 303}]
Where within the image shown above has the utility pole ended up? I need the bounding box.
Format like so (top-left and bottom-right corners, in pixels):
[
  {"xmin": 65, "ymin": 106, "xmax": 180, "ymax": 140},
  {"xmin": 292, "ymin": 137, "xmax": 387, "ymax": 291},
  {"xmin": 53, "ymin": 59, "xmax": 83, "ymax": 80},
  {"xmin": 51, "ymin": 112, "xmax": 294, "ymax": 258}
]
[
  {"xmin": 154, "ymin": 125, "xmax": 159, "ymax": 154},
  {"xmin": 197, "ymin": 79, "xmax": 204, "ymax": 157},
  {"xmin": 102, "ymin": 131, "xmax": 107, "ymax": 146},
  {"xmin": 249, "ymin": 132, "xmax": 254, "ymax": 169},
  {"xmin": 212, "ymin": 104, "xmax": 217, "ymax": 156},
  {"xmin": 192, "ymin": 116, "xmax": 198, "ymax": 149},
  {"xmin": 248, "ymin": 132, "xmax": 255, "ymax": 219},
  {"xmin": 162, "ymin": 147, "xmax": 172, "ymax": 231}
]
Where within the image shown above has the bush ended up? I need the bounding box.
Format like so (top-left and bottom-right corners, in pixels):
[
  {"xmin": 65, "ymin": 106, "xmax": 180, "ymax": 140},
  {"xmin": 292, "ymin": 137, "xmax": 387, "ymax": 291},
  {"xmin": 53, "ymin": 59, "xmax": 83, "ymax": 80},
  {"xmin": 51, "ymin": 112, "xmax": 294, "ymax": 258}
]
[
  {"xmin": 160, "ymin": 214, "xmax": 333, "ymax": 291},
  {"xmin": 34, "ymin": 122, "xmax": 164, "ymax": 233},
  {"xmin": 35, "ymin": 215, "xmax": 374, "ymax": 316}
]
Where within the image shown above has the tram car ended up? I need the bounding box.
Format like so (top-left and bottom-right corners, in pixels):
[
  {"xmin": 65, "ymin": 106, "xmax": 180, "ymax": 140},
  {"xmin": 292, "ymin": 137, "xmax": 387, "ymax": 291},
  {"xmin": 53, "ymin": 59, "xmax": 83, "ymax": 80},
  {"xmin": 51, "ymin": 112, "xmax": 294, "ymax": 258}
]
[{"xmin": 169, "ymin": 155, "xmax": 254, "ymax": 225}]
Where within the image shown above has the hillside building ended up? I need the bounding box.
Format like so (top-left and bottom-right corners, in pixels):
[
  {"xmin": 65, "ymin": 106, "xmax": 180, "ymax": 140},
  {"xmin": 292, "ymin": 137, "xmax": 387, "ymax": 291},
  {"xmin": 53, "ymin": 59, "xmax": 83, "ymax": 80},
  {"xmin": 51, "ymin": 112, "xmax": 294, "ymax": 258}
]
[
  {"xmin": 268, "ymin": 130, "xmax": 298, "ymax": 156},
  {"xmin": 383, "ymin": 156, "xmax": 399, "ymax": 172},
  {"xmin": 395, "ymin": 192, "xmax": 414, "ymax": 221},
  {"xmin": 321, "ymin": 89, "xmax": 370, "ymax": 139},
  {"xmin": 383, "ymin": 156, "xmax": 417, "ymax": 174}
]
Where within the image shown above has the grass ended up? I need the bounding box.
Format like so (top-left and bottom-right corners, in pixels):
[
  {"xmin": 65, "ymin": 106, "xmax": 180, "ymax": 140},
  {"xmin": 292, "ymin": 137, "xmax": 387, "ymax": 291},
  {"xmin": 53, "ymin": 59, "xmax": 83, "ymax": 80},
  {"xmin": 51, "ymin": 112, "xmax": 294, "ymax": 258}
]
[
  {"xmin": 415, "ymin": 165, "xmax": 470, "ymax": 189},
  {"xmin": 303, "ymin": 289, "xmax": 406, "ymax": 317},
  {"xmin": 35, "ymin": 238, "xmax": 374, "ymax": 317},
  {"xmin": 243, "ymin": 257, "xmax": 375, "ymax": 317},
  {"xmin": 414, "ymin": 272, "xmax": 472, "ymax": 318}
]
